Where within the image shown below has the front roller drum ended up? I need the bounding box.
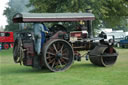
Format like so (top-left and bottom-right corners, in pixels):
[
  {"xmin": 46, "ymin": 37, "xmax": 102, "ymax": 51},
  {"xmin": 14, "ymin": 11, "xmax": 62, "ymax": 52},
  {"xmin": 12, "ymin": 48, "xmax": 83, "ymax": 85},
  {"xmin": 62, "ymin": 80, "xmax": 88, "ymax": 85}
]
[
  {"xmin": 42, "ymin": 39, "xmax": 74, "ymax": 72},
  {"xmin": 89, "ymin": 45, "xmax": 118, "ymax": 66}
]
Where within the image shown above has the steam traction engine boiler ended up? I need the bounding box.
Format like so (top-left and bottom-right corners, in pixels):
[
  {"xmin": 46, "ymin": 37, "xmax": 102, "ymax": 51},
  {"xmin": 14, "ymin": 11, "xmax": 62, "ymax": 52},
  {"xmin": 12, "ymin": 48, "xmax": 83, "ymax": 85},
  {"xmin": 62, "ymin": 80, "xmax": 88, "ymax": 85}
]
[{"xmin": 12, "ymin": 13, "xmax": 118, "ymax": 72}]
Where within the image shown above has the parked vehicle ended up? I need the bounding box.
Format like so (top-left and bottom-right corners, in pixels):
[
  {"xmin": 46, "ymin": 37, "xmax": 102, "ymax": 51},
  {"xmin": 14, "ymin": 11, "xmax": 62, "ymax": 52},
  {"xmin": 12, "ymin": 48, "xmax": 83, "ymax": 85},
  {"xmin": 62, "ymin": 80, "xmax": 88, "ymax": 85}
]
[
  {"xmin": 99, "ymin": 32, "xmax": 126, "ymax": 47},
  {"xmin": 0, "ymin": 32, "xmax": 14, "ymax": 49},
  {"xmin": 12, "ymin": 13, "xmax": 118, "ymax": 72},
  {"xmin": 119, "ymin": 36, "xmax": 128, "ymax": 48}
]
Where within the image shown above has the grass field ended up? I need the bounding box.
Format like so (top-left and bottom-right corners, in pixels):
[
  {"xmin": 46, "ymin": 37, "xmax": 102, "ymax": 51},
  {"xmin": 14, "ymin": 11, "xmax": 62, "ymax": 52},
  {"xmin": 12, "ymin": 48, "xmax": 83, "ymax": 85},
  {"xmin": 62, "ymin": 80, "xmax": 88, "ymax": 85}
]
[{"xmin": 0, "ymin": 48, "xmax": 128, "ymax": 85}]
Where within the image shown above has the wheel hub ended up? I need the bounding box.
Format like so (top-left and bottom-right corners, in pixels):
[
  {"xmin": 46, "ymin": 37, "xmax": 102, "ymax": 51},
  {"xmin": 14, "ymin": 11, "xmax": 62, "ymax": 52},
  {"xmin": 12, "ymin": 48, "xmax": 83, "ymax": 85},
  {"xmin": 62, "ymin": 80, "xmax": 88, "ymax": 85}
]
[{"xmin": 56, "ymin": 52, "xmax": 62, "ymax": 59}]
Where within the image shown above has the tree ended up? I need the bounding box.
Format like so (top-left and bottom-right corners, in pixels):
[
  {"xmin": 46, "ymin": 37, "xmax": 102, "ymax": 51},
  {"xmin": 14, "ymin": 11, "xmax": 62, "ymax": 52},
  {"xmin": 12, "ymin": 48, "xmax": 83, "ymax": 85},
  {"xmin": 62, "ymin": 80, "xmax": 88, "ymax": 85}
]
[
  {"xmin": 28, "ymin": 0, "xmax": 128, "ymax": 29},
  {"xmin": 4, "ymin": 0, "xmax": 128, "ymax": 31},
  {"xmin": 102, "ymin": 0, "xmax": 128, "ymax": 27},
  {"xmin": 3, "ymin": 0, "xmax": 31, "ymax": 31}
]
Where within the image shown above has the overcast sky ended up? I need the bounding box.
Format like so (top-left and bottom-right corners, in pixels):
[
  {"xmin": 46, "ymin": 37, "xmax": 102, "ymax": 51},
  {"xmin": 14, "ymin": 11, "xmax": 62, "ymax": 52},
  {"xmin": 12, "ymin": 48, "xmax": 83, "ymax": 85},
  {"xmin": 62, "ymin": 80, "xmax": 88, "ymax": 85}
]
[{"xmin": 0, "ymin": 0, "xmax": 9, "ymax": 28}]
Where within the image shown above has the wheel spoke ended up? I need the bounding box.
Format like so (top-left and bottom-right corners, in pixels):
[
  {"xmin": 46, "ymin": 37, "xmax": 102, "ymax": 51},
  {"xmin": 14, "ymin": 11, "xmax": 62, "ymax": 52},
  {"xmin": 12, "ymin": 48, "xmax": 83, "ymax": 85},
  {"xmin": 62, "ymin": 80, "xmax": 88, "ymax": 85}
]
[
  {"xmin": 53, "ymin": 44, "xmax": 58, "ymax": 52},
  {"xmin": 59, "ymin": 44, "xmax": 64, "ymax": 53},
  {"xmin": 60, "ymin": 58, "xmax": 67, "ymax": 64},
  {"xmin": 47, "ymin": 52, "xmax": 56, "ymax": 56},
  {"xmin": 52, "ymin": 61, "xmax": 55, "ymax": 68},
  {"xmin": 46, "ymin": 56, "xmax": 52, "ymax": 59},
  {"xmin": 58, "ymin": 59, "xmax": 63, "ymax": 67},
  {"xmin": 49, "ymin": 48, "xmax": 55, "ymax": 53},
  {"xmin": 62, "ymin": 57, "xmax": 69, "ymax": 60},
  {"xmin": 48, "ymin": 58, "xmax": 55, "ymax": 64}
]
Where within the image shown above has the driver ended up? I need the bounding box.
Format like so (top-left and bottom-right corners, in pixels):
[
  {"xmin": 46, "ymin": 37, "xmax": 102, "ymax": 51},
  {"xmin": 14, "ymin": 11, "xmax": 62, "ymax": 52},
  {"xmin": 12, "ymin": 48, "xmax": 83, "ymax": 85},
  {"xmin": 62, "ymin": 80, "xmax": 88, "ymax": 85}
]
[{"xmin": 33, "ymin": 23, "xmax": 48, "ymax": 55}]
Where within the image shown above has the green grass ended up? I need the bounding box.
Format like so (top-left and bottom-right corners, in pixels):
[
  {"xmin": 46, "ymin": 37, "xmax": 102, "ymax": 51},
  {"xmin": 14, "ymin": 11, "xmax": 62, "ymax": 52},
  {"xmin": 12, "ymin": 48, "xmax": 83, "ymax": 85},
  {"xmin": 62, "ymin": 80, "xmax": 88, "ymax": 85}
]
[{"xmin": 0, "ymin": 48, "xmax": 128, "ymax": 85}]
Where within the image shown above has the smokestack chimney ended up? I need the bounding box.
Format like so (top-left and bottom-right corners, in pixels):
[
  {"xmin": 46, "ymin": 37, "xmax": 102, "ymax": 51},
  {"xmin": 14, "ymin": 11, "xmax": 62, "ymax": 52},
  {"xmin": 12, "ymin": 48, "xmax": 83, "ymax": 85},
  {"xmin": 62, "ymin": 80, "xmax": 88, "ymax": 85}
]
[{"xmin": 86, "ymin": 9, "xmax": 92, "ymax": 13}]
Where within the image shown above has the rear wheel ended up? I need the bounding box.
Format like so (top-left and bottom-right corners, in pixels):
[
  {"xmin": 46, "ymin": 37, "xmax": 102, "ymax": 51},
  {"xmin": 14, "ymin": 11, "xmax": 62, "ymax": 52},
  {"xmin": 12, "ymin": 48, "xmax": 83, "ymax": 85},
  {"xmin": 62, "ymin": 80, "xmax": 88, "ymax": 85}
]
[
  {"xmin": 42, "ymin": 39, "xmax": 74, "ymax": 72},
  {"xmin": 13, "ymin": 39, "xmax": 24, "ymax": 63},
  {"xmin": 3, "ymin": 43, "xmax": 9, "ymax": 49}
]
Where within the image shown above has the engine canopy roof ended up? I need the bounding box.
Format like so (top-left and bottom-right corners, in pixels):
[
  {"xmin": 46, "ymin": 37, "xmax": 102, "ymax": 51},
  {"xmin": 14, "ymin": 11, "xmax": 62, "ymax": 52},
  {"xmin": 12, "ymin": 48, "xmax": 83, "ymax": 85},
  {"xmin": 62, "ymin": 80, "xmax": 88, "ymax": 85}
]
[{"xmin": 13, "ymin": 13, "xmax": 95, "ymax": 23}]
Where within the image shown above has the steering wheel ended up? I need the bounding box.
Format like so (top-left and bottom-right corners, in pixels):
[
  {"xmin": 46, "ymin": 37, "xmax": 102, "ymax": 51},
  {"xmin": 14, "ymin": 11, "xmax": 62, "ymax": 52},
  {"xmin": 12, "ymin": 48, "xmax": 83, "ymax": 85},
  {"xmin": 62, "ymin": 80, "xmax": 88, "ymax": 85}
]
[{"xmin": 49, "ymin": 24, "xmax": 67, "ymax": 33}]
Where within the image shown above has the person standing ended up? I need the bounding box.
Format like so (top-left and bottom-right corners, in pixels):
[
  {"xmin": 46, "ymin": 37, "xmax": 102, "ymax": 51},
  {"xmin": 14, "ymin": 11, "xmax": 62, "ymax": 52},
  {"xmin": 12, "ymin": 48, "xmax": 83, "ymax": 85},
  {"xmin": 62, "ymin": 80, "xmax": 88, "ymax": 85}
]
[{"xmin": 33, "ymin": 23, "xmax": 45, "ymax": 55}]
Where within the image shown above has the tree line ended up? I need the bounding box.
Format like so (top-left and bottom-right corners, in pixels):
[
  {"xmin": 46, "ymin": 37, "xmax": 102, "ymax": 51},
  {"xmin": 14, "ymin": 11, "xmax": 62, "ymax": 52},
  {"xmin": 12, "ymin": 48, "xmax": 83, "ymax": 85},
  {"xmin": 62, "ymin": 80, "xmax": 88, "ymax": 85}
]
[{"xmin": 4, "ymin": 0, "xmax": 128, "ymax": 31}]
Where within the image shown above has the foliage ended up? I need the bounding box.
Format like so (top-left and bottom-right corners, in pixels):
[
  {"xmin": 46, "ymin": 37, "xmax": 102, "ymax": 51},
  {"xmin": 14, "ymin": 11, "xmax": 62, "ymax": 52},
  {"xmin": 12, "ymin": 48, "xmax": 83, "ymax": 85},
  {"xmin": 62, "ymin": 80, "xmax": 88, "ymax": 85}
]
[
  {"xmin": 28, "ymin": 0, "xmax": 128, "ymax": 29},
  {"xmin": 3, "ymin": 0, "xmax": 31, "ymax": 31},
  {"xmin": 3, "ymin": 0, "xmax": 128, "ymax": 31}
]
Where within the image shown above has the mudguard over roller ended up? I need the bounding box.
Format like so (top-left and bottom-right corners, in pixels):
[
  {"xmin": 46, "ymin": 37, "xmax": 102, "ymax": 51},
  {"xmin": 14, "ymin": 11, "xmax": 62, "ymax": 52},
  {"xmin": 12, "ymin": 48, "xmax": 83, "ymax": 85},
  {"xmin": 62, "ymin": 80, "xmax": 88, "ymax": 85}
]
[{"xmin": 89, "ymin": 45, "xmax": 118, "ymax": 66}]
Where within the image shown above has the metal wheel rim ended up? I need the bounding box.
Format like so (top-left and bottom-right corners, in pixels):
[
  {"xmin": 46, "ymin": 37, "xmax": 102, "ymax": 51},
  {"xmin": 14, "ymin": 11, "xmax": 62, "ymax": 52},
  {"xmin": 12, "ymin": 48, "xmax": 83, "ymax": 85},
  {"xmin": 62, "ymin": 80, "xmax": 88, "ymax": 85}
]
[{"xmin": 43, "ymin": 39, "xmax": 74, "ymax": 72}]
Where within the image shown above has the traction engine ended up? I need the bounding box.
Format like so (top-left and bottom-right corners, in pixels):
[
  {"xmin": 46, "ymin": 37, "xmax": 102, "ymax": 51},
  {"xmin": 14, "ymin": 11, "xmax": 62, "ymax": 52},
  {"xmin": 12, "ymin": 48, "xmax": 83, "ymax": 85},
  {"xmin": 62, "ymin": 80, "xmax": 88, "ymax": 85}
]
[{"xmin": 12, "ymin": 13, "xmax": 118, "ymax": 72}]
